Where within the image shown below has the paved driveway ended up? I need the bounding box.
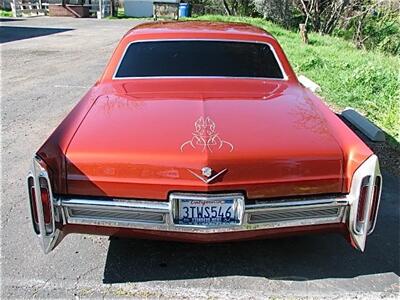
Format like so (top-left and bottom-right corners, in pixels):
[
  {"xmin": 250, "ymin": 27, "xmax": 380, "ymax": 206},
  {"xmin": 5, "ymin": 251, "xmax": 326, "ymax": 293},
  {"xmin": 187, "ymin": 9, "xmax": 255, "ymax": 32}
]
[{"xmin": 1, "ymin": 17, "xmax": 399, "ymax": 299}]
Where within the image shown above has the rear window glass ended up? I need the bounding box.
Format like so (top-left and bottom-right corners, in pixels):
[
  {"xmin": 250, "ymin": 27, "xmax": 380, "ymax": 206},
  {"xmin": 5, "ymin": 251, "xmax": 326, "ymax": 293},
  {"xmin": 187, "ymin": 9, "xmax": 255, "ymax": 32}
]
[{"xmin": 115, "ymin": 40, "xmax": 284, "ymax": 79}]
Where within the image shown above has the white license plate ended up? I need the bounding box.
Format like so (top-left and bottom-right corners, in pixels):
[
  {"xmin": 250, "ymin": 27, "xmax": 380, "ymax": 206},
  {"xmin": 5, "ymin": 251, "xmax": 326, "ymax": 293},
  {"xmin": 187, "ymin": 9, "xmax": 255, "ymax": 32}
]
[{"xmin": 177, "ymin": 198, "xmax": 240, "ymax": 226}]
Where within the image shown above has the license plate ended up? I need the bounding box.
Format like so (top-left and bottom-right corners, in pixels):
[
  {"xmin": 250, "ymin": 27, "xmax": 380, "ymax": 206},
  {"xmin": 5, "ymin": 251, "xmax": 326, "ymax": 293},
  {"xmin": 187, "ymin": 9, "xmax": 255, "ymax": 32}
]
[{"xmin": 176, "ymin": 198, "xmax": 240, "ymax": 226}]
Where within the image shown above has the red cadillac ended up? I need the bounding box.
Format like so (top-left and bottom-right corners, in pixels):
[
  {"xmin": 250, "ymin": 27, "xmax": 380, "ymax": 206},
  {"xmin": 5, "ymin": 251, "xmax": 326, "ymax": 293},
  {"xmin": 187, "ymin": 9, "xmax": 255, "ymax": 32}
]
[{"xmin": 27, "ymin": 21, "xmax": 382, "ymax": 254}]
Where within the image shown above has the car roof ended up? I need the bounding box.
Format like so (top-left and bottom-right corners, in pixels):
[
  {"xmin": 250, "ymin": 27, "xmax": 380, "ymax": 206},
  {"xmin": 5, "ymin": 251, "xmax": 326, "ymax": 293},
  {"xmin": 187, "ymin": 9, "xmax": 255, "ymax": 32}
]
[
  {"xmin": 99, "ymin": 20, "xmax": 298, "ymax": 82},
  {"xmin": 124, "ymin": 21, "xmax": 273, "ymax": 39}
]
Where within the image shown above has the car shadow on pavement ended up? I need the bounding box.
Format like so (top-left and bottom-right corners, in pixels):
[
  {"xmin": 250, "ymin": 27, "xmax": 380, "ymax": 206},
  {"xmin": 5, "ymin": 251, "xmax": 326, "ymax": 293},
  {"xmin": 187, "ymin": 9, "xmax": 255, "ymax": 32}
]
[
  {"xmin": 103, "ymin": 172, "xmax": 399, "ymax": 283},
  {"xmin": 0, "ymin": 18, "xmax": 24, "ymax": 22},
  {"xmin": 0, "ymin": 26, "xmax": 73, "ymax": 43}
]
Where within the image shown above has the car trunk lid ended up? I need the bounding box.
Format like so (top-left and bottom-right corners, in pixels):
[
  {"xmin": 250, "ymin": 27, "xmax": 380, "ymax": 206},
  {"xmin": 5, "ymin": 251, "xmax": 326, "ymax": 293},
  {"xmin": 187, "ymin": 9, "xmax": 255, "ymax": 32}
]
[{"xmin": 65, "ymin": 79, "xmax": 343, "ymax": 200}]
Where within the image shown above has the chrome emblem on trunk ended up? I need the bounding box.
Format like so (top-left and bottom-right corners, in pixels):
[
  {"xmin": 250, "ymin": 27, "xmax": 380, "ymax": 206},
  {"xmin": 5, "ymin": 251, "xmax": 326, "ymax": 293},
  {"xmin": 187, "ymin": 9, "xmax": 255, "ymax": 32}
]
[
  {"xmin": 188, "ymin": 167, "xmax": 227, "ymax": 184},
  {"xmin": 202, "ymin": 167, "xmax": 213, "ymax": 178}
]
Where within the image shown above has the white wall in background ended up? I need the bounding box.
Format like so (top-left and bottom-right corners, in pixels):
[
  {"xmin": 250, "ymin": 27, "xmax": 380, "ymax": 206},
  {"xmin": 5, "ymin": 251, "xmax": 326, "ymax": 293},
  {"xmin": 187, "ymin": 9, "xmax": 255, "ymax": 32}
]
[{"xmin": 124, "ymin": 0, "xmax": 178, "ymax": 17}]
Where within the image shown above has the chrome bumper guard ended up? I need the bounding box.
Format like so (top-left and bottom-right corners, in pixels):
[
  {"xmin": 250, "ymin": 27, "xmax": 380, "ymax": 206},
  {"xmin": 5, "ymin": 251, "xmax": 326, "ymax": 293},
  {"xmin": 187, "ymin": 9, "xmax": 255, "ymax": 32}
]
[{"xmin": 29, "ymin": 155, "xmax": 381, "ymax": 253}]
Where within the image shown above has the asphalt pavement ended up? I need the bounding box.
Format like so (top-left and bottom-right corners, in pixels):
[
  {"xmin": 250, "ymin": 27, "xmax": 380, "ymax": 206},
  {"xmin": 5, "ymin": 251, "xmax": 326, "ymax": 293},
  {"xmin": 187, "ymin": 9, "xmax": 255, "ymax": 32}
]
[{"xmin": 1, "ymin": 17, "xmax": 399, "ymax": 299}]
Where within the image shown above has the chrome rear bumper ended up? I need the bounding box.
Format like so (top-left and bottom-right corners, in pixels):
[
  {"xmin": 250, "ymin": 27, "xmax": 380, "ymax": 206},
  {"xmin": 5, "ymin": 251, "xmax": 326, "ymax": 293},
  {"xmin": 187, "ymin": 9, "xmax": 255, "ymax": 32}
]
[{"xmin": 57, "ymin": 194, "xmax": 349, "ymax": 234}]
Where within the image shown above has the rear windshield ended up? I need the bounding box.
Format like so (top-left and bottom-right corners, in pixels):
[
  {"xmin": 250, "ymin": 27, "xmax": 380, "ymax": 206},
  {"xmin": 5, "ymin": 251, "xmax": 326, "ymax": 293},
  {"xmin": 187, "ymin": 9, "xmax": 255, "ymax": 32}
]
[{"xmin": 115, "ymin": 40, "xmax": 284, "ymax": 79}]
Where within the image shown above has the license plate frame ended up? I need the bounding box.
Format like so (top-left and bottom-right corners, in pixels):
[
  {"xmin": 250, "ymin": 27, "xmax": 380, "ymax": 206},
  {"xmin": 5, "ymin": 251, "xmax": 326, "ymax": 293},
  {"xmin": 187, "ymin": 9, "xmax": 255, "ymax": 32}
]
[{"xmin": 170, "ymin": 193, "xmax": 245, "ymax": 227}]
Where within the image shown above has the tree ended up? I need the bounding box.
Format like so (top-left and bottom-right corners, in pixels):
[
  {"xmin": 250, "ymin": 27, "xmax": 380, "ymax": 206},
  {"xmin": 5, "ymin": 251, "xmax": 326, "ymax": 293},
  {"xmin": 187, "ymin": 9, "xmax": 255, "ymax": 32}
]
[
  {"xmin": 253, "ymin": 0, "xmax": 293, "ymax": 27},
  {"xmin": 294, "ymin": 0, "xmax": 352, "ymax": 34},
  {"xmin": 221, "ymin": 0, "xmax": 254, "ymax": 16},
  {"xmin": 339, "ymin": 0, "xmax": 400, "ymax": 54}
]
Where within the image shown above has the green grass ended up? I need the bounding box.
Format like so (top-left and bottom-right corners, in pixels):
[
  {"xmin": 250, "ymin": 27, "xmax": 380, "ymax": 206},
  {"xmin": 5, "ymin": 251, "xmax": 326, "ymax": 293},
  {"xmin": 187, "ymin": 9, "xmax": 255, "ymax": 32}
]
[
  {"xmin": 107, "ymin": 8, "xmax": 152, "ymax": 20},
  {"xmin": 190, "ymin": 15, "xmax": 400, "ymax": 143},
  {"xmin": 0, "ymin": 9, "xmax": 13, "ymax": 17}
]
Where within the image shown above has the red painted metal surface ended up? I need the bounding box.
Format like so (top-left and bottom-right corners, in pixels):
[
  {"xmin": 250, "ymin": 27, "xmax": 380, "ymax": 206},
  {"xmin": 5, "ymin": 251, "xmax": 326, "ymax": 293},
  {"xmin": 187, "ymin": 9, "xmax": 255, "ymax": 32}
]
[
  {"xmin": 36, "ymin": 21, "xmax": 373, "ymax": 241},
  {"xmin": 65, "ymin": 81, "xmax": 344, "ymax": 199},
  {"xmin": 61, "ymin": 223, "xmax": 348, "ymax": 243}
]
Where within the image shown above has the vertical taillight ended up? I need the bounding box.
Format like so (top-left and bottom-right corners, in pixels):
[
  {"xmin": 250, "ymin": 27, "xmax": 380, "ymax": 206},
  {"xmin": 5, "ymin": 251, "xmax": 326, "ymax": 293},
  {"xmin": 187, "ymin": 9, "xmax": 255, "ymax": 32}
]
[
  {"xmin": 28, "ymin": 177, "xmax": 40, "ymax": 234},
  {"xmin": 28, "ymin": 175, "xmax": 53, "ymax": 235},
  {"xmin": 39, "ymin": 177, "xmax": 52, "ymax": 226},
  {"xmin": 28, "ymin": 157, "xmax": 59, "ymax": 253},
  {"xmin": 356, "ymin": 176, "xmax": 370, "ymax": 233},
  {"xmin": 357, "ymin": 186, "xmax": 368, "ymax": 222}
]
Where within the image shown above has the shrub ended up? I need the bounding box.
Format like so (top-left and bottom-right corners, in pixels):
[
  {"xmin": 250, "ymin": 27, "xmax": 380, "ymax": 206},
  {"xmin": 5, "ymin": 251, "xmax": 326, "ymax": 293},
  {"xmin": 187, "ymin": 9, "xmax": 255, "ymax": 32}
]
[{"xmin": 335, "ymin": 5, "xmax": 400, "ymax": 56}]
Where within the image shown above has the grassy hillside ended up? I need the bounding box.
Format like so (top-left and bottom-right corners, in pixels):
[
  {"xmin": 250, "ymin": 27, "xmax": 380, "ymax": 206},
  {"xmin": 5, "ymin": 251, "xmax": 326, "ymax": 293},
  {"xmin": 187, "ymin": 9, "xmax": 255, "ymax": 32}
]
[
  {"xmin": 0, "ymin": 10, "xmax": 13, "ymax": 17},
  {"xmin": 190, "ymin": 15, "xmax": 400, "ymax": 143}
]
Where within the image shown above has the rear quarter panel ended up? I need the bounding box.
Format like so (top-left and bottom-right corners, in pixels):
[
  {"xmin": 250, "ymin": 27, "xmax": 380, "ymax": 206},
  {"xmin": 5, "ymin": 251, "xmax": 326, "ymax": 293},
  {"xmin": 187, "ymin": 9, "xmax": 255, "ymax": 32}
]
[{"xmin": 305, "ymin": 90, "xmax": 373, "ymax": 192}]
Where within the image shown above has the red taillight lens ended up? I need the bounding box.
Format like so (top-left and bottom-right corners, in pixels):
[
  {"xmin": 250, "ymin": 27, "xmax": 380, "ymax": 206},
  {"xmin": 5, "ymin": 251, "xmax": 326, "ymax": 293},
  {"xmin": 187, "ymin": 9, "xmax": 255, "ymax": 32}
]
[
  {"xmin": 28, "ymin": 177, "xmax": 40, "ymax": 234},
  {"xmin": 39, "ymin": 177, "xmax": 52, "ymax": 225},
  {"xmin": 369, "ymin": 176, "xmax": 382, "ymax": 224},
  {"xmin": 357, "ymin": 185, "xmax": 369, "ymax": 222}
]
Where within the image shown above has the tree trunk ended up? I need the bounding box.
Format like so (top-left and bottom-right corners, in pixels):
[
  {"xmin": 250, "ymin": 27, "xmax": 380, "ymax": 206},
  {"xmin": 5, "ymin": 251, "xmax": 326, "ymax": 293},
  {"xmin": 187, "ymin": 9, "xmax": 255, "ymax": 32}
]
[
  {"xmin": 110, "ymin": 0, "xmax": 115, "ymax": 16},
  {"xmin": 299, "ymin": 23, "xmax": 309, "ymax": 43},
  {"xmin": 222, "ymin": 0, "xmax": 232, "ymax": 15},
  {"xmin": 12, "ymin": 0, "xmax": 17, "ymax": 17}
]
